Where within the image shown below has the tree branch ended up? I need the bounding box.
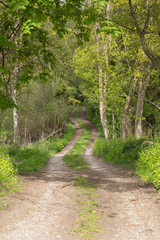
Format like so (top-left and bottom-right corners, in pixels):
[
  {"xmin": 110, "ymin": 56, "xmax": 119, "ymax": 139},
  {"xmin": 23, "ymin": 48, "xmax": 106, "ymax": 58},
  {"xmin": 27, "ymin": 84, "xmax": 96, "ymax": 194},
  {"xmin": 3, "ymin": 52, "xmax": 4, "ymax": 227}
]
[
  {"xmin": 99, "ymin": 15, "xmax": 136, "ymax": 32},
  {"xmin": 11, "ymin": 56, "xmax": 39, "ymax": 75},
  {"xmin": 129, "ymin": 0, "xmax": 160, "ymax": 70},
  {"xmin": 43, "ymin": 126, "xmax": 65, "ymax": 141},
  {"xmin": 133, "ymin": 93, "xmax": 160, "ymax": 110},
  {"xmin": 0, "ymin": 1, "xmax": 9, "ymax": 8},
  {"xmin": 142, "ymin": 0, "xmax": 150, "ymax": 36},
  {"xmin": 128, "ymin": 0, "xmax": 141, "ymax": 35}
]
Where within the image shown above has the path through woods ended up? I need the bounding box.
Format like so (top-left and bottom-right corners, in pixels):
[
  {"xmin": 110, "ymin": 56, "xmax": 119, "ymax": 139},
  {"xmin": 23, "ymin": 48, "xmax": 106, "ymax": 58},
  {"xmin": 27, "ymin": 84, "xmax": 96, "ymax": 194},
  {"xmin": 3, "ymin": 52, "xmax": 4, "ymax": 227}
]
[{"xmin": 0, "ymin": 107, "xmax": 160, "ymax": 240}]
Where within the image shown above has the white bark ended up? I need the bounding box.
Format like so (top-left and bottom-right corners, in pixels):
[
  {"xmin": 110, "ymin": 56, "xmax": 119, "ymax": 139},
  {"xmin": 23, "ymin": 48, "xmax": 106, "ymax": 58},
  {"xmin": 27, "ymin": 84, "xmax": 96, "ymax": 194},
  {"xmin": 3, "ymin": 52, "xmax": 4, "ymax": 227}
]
[
  {"xmin": 95, "ymin": 23, "xmax": 110, "ymax": 140},
  {"xmin": 122, "ymin": 76, "xmax": 138, "ymax": 139},
  {"xmin": 111, "ymin": 106, "xmax": 115, "ymax": 138},
  {"xmin": 13, "ymin": 65, "xmax": 19, "ymax": 144},
  {"xmin": 135, "ymin": 66, "xmax": 150, "ymax": 138}
]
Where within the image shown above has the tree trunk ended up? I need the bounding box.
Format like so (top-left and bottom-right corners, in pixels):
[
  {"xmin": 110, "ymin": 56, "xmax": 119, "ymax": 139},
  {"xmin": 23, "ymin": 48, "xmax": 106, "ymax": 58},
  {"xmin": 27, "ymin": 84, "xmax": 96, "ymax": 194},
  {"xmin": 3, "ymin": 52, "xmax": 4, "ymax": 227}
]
[
  {"xmin": 122, "ymin": 76, "xmax": 138, "ymax": 139},
  {"xmin": 95, "ymin": 23, "xmax": 110, "ymax": 140},
  {"xmin": 135, "ymin": 67, "xmax": 150, "ymax": 138},
  {"xmin": 99, "ymin": 66, "xmax": 110, "ymax": 139},
  {"xmin": 111, "ymin": 106, "xmax": 115, "ymax": 138},
  {"xmin": 12, "ymin": 65, "xmax": 19, "ymax": 144}
]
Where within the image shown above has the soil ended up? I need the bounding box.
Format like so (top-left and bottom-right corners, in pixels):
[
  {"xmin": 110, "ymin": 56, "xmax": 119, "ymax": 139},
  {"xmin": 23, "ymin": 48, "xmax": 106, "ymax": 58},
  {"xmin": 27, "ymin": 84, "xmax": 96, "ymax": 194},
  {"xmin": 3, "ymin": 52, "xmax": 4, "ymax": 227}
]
[{"xmin": 0, "ymin": 107, "xmax": 160, "ymax": 240}]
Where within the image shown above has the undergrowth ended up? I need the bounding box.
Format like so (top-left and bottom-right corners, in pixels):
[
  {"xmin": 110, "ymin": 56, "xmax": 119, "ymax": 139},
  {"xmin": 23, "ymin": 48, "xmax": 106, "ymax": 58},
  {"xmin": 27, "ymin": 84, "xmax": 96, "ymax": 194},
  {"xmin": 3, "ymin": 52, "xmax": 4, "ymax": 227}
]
[
  {"xmin": 94, "ymin": 136, "xmax": 160, "ymax": 191},
  {"xmin": 8, "ymin": 121, "xmax": 74, "ymax": 174},
  {"xmin": 94, "ymin": 137, "xmax": 146, "ymax": 169},
  {"xmin": 136, "ymin": 143, "xmax": 160, "ymax": 190},
  {"xmin": 0, "ymin": 148, "xmax": 20, "ymax": 209}
]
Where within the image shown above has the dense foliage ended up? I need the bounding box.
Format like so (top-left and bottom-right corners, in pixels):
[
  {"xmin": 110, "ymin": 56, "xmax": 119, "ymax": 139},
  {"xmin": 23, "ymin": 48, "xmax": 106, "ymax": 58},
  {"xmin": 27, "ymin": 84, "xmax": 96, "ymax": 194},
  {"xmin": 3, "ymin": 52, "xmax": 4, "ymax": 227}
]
[{"xmin": 137, "ymin": 143, "xmax": 160, "ymax": 190}]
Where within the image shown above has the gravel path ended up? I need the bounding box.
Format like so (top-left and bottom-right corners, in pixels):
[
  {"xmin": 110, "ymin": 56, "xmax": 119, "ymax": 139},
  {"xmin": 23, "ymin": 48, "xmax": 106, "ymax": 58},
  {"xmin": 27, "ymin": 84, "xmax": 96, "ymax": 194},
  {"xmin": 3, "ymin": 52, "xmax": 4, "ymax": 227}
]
[{"xmin": 0, "ymin": 107, "xmax": 160, "ymax": 240}]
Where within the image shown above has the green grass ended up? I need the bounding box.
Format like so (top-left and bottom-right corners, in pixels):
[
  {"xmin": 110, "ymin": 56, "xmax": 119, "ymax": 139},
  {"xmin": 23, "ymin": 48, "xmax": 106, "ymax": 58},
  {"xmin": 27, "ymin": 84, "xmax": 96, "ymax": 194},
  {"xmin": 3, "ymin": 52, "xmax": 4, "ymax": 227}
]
[
  {"xmin": 74, "ymin": 176, "xmax": 94, "ymax": 189},
  {"xmin": 73, "ymin": 176, "xmax": 101, "ymax": 240},
  {"xmin": 8, "ymin": 121, "xmax": 74, "ymax": 174},
  {"xmin": 75, "ymin": 105, "xmax": 83, "ymax": 118},
  {"xmin": 94, "ymin": 137, "xmax": 148, "ymax": 168},
  {"xmin": 136, "ymin": 163, "xmax": 153, "ymax": 184},
  {"xmin": 63, "ymin": 107, "xmax": 90, "ymax": 169}
]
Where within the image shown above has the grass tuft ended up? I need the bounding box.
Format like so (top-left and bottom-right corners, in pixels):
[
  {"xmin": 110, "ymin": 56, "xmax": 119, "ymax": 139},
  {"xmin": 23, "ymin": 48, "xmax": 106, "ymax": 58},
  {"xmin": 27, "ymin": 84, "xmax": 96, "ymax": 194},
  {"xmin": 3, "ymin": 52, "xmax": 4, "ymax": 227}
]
[{"xmin": 74, "ymin": 176, "xmax": 94, "ymax": 189}]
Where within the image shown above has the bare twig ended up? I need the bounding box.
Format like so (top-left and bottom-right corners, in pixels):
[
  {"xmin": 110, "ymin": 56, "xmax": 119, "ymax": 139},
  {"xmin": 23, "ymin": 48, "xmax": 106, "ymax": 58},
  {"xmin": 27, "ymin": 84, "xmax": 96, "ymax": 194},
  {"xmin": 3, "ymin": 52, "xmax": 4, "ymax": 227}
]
[
  {"xmin": 133, "ymin": 93, "xmax": 160, "ymax": 110},
  {"xmin": 44, "ymin": 127, "xmax": 65, "ymax": 141},
  {"xmin": 142, "ymin": 0, "xmax": 150, "ymax": 36},
  {"xmin": 0, "ymin": 1, "xmax": 9, "ymax": 8},
  {"xmin": 99, "ymin": 15, "xmax": 136, "ymax": 32},
  {"xmin": 10, "ymin": 56, "xmax": 39, "ymax": 75}
]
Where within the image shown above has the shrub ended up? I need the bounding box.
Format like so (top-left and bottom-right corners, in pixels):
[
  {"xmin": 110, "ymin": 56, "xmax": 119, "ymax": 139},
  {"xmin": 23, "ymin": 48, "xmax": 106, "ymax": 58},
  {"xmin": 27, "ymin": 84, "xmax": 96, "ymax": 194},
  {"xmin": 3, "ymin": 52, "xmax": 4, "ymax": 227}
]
[
  {"xmin": 94, "ymin": 137, "xmax": 124, "ymax": 164},
  {"xmin": 93, "ymin": 137, "xmax": 109, "ymax": 157},
  {"xmin": 0, "ymin": 147, "xmax": 19, "ymax": 196},
  {"xmin": 137, "ymin": 143, "xmax": 160, "ymax": 190},
  {"xmin": 0, "ymin": 149, "xmax": 17, "ymax": 184},
  {"xmin": 94, "ymin": 137, "xmax": 152, "ymax": 168}
]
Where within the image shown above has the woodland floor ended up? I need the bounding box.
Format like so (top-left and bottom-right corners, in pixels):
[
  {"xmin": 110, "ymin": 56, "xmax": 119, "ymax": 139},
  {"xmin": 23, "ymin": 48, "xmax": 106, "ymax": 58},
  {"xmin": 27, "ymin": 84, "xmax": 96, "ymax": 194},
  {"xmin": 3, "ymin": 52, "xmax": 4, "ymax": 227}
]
[{"xmin": 0, "ymin": 107, "xmax": 160, "ymax": 240}]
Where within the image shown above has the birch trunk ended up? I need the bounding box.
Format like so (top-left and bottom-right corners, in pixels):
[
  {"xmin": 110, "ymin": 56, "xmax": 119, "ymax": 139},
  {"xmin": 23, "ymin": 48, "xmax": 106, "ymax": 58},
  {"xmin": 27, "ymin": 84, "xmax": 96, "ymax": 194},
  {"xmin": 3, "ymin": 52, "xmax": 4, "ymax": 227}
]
[
  {"xmin": 122, "ymin": 76, "xmax": 138, "ymax": 139},
  {"xmin": 99, "ymin": 67, "xmax": 110, "ymax": 139},
  {"xmin": 95, "ymin": 23, "xmax": 110, "ymax": 140},
  {"xmin": 13, "ymin": 65, "xmax": 19, "ymax": 144},
  {"xmin": 135, "ymin": 67, "xmax": 150, "ymax": 138},
  {"xmin": 111, "ymin": 105, "xmax": 115, "ymax": 138}
]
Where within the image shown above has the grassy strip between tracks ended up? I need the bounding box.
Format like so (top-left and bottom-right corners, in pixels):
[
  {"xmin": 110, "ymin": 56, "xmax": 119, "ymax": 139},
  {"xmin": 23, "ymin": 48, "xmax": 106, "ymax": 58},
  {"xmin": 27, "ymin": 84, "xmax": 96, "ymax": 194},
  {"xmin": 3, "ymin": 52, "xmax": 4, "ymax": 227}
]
[
  {"xmin": 72, "ymin": 176, "xmax": 102, "ymax": 239},
  {"xmin": 63, "ymin": 106, "xmax": 90, "ymax": 169}
]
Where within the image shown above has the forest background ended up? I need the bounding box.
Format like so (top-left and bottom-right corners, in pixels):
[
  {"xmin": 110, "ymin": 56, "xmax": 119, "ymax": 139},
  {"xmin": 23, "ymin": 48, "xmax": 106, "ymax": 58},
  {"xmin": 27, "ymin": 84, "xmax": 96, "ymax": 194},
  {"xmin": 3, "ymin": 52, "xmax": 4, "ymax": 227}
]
[{"xmin": 1, "ymin": 0, "xmax": 160, "ymax": 205}]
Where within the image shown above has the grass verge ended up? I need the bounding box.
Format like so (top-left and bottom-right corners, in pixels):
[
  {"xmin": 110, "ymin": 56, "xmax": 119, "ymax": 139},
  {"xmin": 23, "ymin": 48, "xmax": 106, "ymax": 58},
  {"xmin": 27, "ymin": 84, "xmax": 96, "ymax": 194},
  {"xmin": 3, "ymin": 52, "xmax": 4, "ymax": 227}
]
[
  {"xmin": 73, "ymin": 176, "xmax": 102, "ymax": 240},
  {"xmin": 94, "ymin": 136, "xmax": 160, "ymax": 191},
  {"xmin": 93, "ymin": 137, "xmax": 145, "ymax": 169}
]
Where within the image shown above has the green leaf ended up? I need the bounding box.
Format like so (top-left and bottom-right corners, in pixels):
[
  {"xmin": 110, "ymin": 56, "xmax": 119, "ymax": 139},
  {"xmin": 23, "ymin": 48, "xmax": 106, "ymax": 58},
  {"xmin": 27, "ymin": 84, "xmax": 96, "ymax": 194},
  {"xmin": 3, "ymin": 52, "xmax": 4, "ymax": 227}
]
[
  {"xmin": 0, "ymin": 91, "xmax": 17, "ymax": 111},
  {"xmin": 10, "ymin": 0, "xmax": 29, "ymax": 12},
  {"xmin": 0, "ymin": 66, "xmax": 9, "ymax": 75}
]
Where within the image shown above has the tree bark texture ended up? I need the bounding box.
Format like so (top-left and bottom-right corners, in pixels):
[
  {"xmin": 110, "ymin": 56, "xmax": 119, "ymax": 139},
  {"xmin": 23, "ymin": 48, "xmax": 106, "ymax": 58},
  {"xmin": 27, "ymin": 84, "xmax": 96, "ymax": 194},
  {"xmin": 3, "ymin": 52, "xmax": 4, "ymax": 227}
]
[
  {"xmin": 95, "ymin": 23, "xmax": 110, "ymax": 140},
  {"xmin": 13, "ymin": 65, "xmax": 19, "ymax": 144},
  {"xmin": 135, "ymin": 65, "xmax": 150, "ymax": 138},
  {"xmin": 122, "ymin": 76, "xmax": 138, "ymax": 139}
]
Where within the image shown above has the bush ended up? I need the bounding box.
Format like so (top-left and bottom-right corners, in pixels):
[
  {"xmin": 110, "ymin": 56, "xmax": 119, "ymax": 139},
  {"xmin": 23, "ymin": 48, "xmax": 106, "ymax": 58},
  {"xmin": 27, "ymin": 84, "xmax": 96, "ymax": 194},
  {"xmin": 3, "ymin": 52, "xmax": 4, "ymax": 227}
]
[
  {"xmin": 94, "ymin": 137, "xmax": 124, "ymax": 164},
  {"xmin": 94, "ymin": 137, "xmax": 151, "ymax": 168},
  {"xmin": 0, "ymin": 147, "xmax": 19, "ymax": 195},
  {"xmin": 137, "ymin": 143, "xmax": 160, "ymax": 190},
  {"xmin": 0, "ymin": 148, "xmax": 17, "ymax": 184}
]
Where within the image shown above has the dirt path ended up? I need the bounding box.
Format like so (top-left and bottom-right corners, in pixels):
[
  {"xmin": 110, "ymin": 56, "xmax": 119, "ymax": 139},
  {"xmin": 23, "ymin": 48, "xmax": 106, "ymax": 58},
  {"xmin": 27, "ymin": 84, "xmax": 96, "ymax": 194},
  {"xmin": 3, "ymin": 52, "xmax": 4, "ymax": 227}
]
[{"xmin": 0, "ymin": 107, "xmax": 160, "ymax": 240}]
